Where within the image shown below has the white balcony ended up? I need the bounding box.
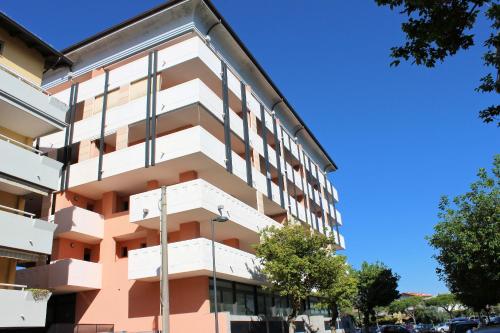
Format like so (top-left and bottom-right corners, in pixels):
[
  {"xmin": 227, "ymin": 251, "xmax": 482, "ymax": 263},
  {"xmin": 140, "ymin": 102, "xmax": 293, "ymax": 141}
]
[
  {"xmin": 128, "ymin": 238, "xmax": 262, "ymax": 284},
  {"xmin": 52, "ymin": 206, "xmax": 104, "ymax": 244},
  {"xmin": 0, "ymin": 285, "xmax": 51, "ymax": 328},
  {"xmin": 332, "ymin": 231, "xmax": 346, "ymax": 250},
  {"xmin": 0, "ymin": 136, "xmax": 63, "ymax": 193},
  {"xmin": 65, "ymin": 126, "xmax": 284, "ymax": 218},
  {"xmin": 130, "ymin": 178, "xmax": 280, "ymax": 252},
  {"xmin": 0, "ymin": 208, "xmax": 56, "ymax": 255},
  {"xmin": 16, "ymin": 259, "xmax": 102, "ymax": 293},
  {"xmin": 0, "ymin": 64, "xmax": 67, "ymax": 138},
  {"xmin": 335, "ymin": 209, "xmax": 343, "ymax": 225},
  {"xmin": 338, "ymin": 233, "xmax": 346, "ymax": 250}
]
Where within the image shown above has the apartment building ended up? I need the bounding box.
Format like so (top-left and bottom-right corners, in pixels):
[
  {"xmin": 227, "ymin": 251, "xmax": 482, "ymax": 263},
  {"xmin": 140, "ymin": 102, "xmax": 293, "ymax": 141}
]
[
  {"xmin": 0, "ymin": 13, "xmax": 72, "ymax": 328},
  {"xmin": 13, "ymin": 1, "xmax": 345, "ymax": 332}
]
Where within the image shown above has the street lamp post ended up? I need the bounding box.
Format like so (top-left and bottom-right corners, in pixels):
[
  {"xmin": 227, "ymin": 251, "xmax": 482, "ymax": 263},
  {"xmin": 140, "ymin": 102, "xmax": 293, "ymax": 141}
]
[
  {"xmin": 160, "ymin": 186, "xmax": 169, "ymax": 333},
  {"xmin": 211, "ymin": 205, "xmax": 228, "ymax": 333}
]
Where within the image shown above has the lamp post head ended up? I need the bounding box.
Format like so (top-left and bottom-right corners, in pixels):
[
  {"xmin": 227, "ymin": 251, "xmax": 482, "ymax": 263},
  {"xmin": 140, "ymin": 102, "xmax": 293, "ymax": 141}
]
[
  {"xmin": 213, "ymin": 205, "xmax": 229, "ymax": 223},
  {"xmin": 212, "ymin": 215, "xmax": 228, "ymax": 223}
]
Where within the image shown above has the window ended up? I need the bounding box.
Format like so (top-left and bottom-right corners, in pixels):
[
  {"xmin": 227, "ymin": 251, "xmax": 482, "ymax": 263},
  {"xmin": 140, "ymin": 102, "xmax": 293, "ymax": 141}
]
[
  {"xmin": 121, "ymin": 246, "xmax": 128, "ymax": 258},
  {"xmin": 83, "ymin": 248, "xmax": 91, "ymax": 262}
]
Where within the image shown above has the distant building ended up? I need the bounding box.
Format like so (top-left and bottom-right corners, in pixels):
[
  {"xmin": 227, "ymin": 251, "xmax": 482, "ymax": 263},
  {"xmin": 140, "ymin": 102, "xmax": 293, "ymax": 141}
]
[{"xmin": 400, "ymin": 292, "xmax": 433, "ymax": 299}]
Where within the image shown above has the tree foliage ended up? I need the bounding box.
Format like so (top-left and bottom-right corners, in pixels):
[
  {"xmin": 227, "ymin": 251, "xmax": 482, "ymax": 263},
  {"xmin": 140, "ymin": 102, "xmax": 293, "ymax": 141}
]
[
  {"xmin": 317, "ymin": 255, "xmax": 359, "ymax": 327},
  {"xmin": 255, "ymin": 223, "xmax": 335, "ymax": 333},
  {"xmin": 375, "ymin": 0, "xmax": 500, "ymax": 125},
  {"xmin": 425, "ymin": 293, "xmax": 461, "ymax": 319},
  {"xmin": 356, "ymin": 262, "xmax": 400, "ymax": 330},
  {"xmin": 427, "ymin": 155, "xmax": 500, "ymax": 312},
  {"xmin": 414, "ymin": 306, "xmax": 448, "ymax": 324},
  {"xmin": 389, "ymin": 296, "xmax": 424, "ymax": 324}
]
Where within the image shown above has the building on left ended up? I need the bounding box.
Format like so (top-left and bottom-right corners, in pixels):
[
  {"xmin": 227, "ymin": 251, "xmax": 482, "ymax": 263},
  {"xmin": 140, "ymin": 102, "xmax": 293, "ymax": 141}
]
[{"xmin": 0, "ymin": 12, "xmax": 72, "ymax": 328}]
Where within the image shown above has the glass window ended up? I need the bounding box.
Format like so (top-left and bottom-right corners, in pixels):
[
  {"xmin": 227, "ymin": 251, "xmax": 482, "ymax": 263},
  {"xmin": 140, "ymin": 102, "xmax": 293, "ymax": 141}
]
[
  {"xmin": 209, "ymin": 278, "xmax": 232, "ymax": 289},
  {"xmin": 257, "ymin": 294, "xmax": 266, "ymax": 316}
]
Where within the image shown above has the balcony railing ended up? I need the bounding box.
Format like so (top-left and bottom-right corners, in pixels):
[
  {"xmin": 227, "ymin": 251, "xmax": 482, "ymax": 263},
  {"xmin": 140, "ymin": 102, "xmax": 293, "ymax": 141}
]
[
  {"xmin": 0, "ymin": 133, "xmax": 44, "ymax": 155},
  {"xmin": 0, "ymin": 284, "xmax": 51, "ymax": 328},
  {"xmin": 0, "ymin": 136, "xmax": 63, "ymax": 192},
  {"xmin": 16, "ymin": 259, "xmax": 102, "ymax": 293},
  {"xmin": 130, "ymin": 178, "xmax": 280, "ymax": 234},
  {"xmin": 0, "ymin": 208, "xmax": 56, "ymax": 255},
  {"xmin": 52, "ymin": 206, "xmax": 104, "ymax": 243},
  {"xmin": 0, "ymin": 204, "xmax": 36, "ymax": 218},
  {"xmin": 129, "ymin": 238, "xmax": 262, "ymax": 283},
  {"xmin": 0, "ymin": 63, "xmax": 47, "ymax": 95}
]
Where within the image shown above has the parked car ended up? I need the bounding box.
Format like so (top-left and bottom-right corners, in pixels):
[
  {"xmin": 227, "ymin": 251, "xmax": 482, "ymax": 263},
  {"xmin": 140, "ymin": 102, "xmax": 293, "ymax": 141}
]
[
  {"xmin": 415, "ymin": 324, "xmax": 436, "ymax": 333},
  {"xmin": 470, "ymin": 327, "xmax": 500, "ymax": 333},
  {"xmin": 435, "ymin": 322, "xmax": 450, "ymax": 333},
  {"xmin": 377, "ymin": 325, "xmax": 412, "ymax": 333},
  {"xmin": 449, "ymin": 321, "xmax": 478, "ymax": 333},
  {"xmin": 487, "ymin": 317, "xmax": 500, "ymax": 326},
  {"xmin": 451, "ymin": 318, "xmax": 470, "ymax": 323},
  {"xmin": 469, "ymin": 316, "xmax": 489, "ymax": 323}
]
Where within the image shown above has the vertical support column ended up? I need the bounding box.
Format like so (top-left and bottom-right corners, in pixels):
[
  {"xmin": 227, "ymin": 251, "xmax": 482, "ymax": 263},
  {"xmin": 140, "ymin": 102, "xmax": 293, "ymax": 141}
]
[
  {"xmin": 307, "ymin": 157, "xmax": 319, "ymax": 231},
  {"xmin": 60, "ymin": 84, "xmax": 73, "ymax": 191},
  {"xmin": 97, "ymin": 70, "xmax": 110, "ymax": 181},
  {"xmin": 323, "ymin": 173, "xmax": 334, "ymax": 234},
  {"xmin": 280, "ymin": 128, "xmax": 292, "ymax": 215},
  {"xmin": 61, "ymin": 82, "xmax": 79, "ymax": 191},
  {"xmin": 240, "ymin": 82, "xmax": 252, "ymax": 187},
  {"xmin": 272, "ymin": 114, "xmax": 285, "ymax": 209},
  {"xmin": 145, "ymin": 52, "xmax": 153, "ymax": 168},
  {"xmin": 329, "ymin": 181, "xmax": 341, "ymax": 246},
  {"xmin": 261, "ymin": 105, "xmax": 272, "ymax": 200},
  {"xmin": 150, "ymin": 50, "xmax": 158, "ymax": 166},
  {"xmin": 297, "ymin": 146, "xmax": 309, "ymax": 225},
  {"xmin": 221, "ymin": 61, "xmax": 232, "ymax": 173},
  {"xmin": 315, "ymin": 164, "xmax": 326, "ymax": 232},
  {"xmin": 286, "ymin": 134, "xmax": 299, "ymax": 218}
]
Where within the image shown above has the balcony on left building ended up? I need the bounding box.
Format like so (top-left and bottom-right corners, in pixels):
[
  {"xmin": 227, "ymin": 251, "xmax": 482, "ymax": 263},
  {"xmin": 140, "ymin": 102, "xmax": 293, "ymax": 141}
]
[{"xmin": 0, "ymin": 12, "xmax": 72, "ymax": 329}]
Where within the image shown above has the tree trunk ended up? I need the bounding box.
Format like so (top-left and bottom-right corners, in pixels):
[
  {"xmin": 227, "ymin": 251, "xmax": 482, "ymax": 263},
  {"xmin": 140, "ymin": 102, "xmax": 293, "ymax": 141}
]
[
  {"xmin": 288, "ymin": 305, "xmax": 299, "ymax": 333},
  {"xmin": 363, "ymin": 311, "xmax": 371, "ymax": 333},
  {"xmin": 330, "ymin": 302, "xmax": 339, "ymax": 331},
  {"xmin": 445, "ymin": 309, "xmax": 453, "ymax": 320}
]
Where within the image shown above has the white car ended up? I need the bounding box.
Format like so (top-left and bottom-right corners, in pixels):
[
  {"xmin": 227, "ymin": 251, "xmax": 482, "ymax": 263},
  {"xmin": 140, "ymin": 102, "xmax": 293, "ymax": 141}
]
[{"xmin": 435, "ymin": 323, "xmax": 449, "ymax": 333}]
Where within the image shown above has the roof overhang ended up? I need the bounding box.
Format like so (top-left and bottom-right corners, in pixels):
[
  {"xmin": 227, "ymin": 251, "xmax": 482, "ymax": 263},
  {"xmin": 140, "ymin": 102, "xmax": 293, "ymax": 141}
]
[{"xmin": 0, "ymin": 12, "xmax": 73, "ymax": 70}]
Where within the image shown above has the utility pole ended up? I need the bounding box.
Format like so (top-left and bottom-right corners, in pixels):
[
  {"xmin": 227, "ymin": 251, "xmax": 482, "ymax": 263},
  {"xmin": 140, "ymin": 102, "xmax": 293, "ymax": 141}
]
[{"xmin": 160, "ymin": 186, "xmax": 169, "ymax": 333}]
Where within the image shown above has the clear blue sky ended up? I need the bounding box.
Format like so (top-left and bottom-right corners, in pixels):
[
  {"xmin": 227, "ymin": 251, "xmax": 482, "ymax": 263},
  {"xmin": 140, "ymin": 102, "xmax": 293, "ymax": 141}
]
[{"xmin": 3, "ymin": 1, "xmax": 498, "ymax": 295}]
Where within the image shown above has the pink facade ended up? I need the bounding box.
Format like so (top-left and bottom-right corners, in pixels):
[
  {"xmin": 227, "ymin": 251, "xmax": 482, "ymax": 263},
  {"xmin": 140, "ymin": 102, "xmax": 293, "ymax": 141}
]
[{"xmin": 53, "ymin": 187, "xmax": 229, "ymax": 332}]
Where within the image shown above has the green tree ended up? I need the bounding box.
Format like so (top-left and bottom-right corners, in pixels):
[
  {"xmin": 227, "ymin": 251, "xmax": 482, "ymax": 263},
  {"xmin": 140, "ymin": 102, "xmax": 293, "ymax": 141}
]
[
  {"xmin": 415, "ymin": 306, "xmax": 448, "ymax": 325},
  {"xmin": 317, "ymin": 255, "xmax": 359, "ymax": 328},
  {"xmin": 374, "ymin": 0, "xmax": 500, "ymax": 125},
  {"xmin": 425, "ymin": 294, "xmax": 461, "ymax": 319},
  {"xmin": 389, "ymin": 296, "xmax": 424, "ymax": 325},
  {"xmin": 356, "ymin": 262, "xmax": 400, "ymax": 332},
  {"xmin": 255, "ymin": 223, "xmax": 335, "ymax": 333},
  {"xmin": 427, "ymin": 155, "xmax": 500, "ymax": 314}
]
